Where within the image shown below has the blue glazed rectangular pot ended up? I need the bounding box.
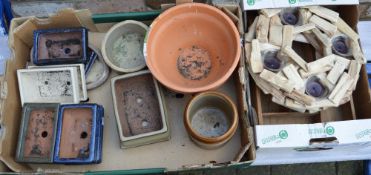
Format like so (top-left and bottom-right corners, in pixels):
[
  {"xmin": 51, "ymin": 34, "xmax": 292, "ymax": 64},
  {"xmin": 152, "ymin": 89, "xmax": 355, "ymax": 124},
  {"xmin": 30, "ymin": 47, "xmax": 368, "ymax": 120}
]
[
  {"xmin": 54, "ymin": 103, "xmax": 104, "ymax": 164},
  {"xmin": 32, "ymin": 27, "xmax": 88, "ymax": 66}
]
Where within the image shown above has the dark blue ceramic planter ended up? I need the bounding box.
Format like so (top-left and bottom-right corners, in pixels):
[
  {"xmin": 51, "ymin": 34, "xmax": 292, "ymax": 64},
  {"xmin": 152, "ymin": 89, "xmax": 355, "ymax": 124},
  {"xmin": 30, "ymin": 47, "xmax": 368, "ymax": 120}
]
[
  {"xmin": 54, "ymin": 103, "xmax": 104, "ymax": 164},
  {"xmin": 32, "ymin": 27, "xmax": 88, "ymax": 65}
]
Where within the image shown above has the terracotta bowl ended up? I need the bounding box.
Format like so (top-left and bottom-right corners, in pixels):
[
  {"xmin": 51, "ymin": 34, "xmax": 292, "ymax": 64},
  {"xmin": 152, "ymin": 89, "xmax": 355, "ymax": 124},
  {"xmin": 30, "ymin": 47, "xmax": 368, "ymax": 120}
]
[
  {"xmin": 184, "ymin": 91, "xmax": 238, "ymax": 149},
  {"xmin": 145, "ymin": 3, "xmax": 241, "ymax": 93}
]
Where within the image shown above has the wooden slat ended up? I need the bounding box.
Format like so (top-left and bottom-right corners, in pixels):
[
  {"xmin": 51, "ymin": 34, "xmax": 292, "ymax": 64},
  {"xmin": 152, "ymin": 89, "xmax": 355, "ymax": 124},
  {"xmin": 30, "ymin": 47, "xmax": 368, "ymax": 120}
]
[
  {"xmin": 256, "ymin": 15, "xmax": 270, "ymax": 43},
  {"xmin": 307, "ymin": 6, "xmax": 339, "ymax": 23},
  {"xmin": 309, "ymin": 15, "xmax": 338, "ymax": 36},
  {"xmin": 259, "ymin": 69, "xmax": 295, "ymax": 93},
  {"xmin": 283, "ymin": 46, "xmax": 308, "ymax": 71},
  {"xmin": 251, "ymin": 39, "xmax": 263, "ymax": 73}
]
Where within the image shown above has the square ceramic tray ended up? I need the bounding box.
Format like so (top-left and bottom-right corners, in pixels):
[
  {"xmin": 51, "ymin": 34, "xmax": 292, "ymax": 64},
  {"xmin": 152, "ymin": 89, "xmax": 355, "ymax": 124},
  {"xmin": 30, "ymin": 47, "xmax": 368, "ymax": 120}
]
[
  {"xmin": 17, "ymin": 67, "xmax": 80, "ymax": 105},
  {"xmin": 111, "ymin": 70, "xmax": 169, "ymax": 148}
]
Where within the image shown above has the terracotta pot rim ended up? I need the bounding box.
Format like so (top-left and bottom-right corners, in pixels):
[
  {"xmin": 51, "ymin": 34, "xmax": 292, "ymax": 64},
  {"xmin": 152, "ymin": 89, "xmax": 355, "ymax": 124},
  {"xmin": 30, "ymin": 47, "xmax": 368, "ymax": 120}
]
[
  {"xmin": 146, "ymin": 3, "xmax": 241, "ymax": 93},
  {"xmin": 184, "ymin": 91, "xmax": 238, "ymax": 144},
  {"xmin": 102, "ymin": 20, "xmax": 149, "ymax": 73}
]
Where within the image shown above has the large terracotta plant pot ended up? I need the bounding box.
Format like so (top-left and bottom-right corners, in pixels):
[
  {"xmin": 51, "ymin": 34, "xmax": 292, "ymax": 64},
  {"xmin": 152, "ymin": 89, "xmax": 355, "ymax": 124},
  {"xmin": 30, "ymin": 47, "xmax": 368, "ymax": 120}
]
[
  {"xmin": 184, "ymin": 91, "xmax": 238, "ymax": 149},
  {"xmin": 145, "ymin": 3, "xmax": 241, "ymax": 93}
]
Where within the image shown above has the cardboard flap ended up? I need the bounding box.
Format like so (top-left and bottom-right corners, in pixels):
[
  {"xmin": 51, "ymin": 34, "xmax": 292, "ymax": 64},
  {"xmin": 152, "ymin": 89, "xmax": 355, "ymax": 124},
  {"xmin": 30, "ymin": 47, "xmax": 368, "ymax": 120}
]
[
  {"xmin": 257, "ymin": 119, "xmax": 371, "ymax": 148},
  {"xmin": 253, "ymin": 142, "xmax": 371, "ymax": 165},
  {"xmin": 12, "ymin": 8, "xmax": 97, "ymax": 48}
]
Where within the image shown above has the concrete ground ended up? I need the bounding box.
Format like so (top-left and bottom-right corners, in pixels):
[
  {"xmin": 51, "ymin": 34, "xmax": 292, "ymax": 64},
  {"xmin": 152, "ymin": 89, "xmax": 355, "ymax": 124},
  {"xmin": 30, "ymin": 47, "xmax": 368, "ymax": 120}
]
[{"xmin": 7, "ymin": 1, "xmax": 371, "ymax": 174}]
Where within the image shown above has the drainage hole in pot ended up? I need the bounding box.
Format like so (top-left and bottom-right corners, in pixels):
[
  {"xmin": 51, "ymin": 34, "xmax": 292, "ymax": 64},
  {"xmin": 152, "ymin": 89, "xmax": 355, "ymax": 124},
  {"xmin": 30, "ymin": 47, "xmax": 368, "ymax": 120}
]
[
  {"xmin": 41, "ymin": 131, "xmax": 48, "ymax": 138},
  {"xmin": 191, "ymin": 107, "xmax": 229, "ymax": 137},
  {"xmin": 136, "ymin": 98, "xmax": 143, "ymax": 104},
  {"xmin": 66, "ymin": 81, "xmax": 71, "ymax": 85},
  {"xmin": 44, "ymin": 81, "xmax": 48, "ymax": 85},
  {"xmin": 175, "ymin": 93, "xmax": 184, "ymax": 98},
  {"xmin": 80, "ymin": 131, "xmax": 88, "ymax": 139},
  {"xmin": 142, "ymin": 119, "xmax": 149, "ymax": 128},
  {"xmin": 45, "ymin": 40, "xmax": 52, "ymax": 48},
  {"xmin": 64, "ymin": 48, "xmax": 71, "ymax": 54},
  {"xmin": 213, "ymin": 122, "xmax": 220, "ymax": 128}
]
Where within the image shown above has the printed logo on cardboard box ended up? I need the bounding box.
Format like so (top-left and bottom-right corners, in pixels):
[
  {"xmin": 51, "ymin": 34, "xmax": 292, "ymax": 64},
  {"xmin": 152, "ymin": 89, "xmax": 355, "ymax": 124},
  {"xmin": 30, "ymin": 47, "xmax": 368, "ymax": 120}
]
[{"xmin": 261, "ymin": 130, "xmax": 288, "ymax": 145}]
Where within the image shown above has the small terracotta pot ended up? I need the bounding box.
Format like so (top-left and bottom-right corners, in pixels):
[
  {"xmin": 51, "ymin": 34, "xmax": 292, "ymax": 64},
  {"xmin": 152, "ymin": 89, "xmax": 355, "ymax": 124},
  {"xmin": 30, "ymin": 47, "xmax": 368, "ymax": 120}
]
[
  {"xmin": 184, "ymin": 91, "xmax": 238, "ymax": 149},
  {"xmin": 102, "ymin": 20, "xmax": 148, "ymax": 73},
  {"xmin": 145, "ymin": 3, "xmax": 241, "ymax": 93}
]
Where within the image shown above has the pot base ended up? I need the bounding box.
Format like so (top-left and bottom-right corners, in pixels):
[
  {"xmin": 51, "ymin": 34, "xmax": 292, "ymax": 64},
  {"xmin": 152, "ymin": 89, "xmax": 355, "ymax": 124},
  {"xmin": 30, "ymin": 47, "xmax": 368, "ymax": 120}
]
[
  {"xmin": 191, "ymin": 107, "xmax": 229, "ymax": 138},
  {"xmin": 114, "ymin": 73, "xmax": 163, "ymax": 137},
  {"xmin": 59, "ymin": 108, "xmax": 92, "ymax": 159},
  {"xmin": 24, "ymin": 109, "xmax": 55, "ymax": 159}
]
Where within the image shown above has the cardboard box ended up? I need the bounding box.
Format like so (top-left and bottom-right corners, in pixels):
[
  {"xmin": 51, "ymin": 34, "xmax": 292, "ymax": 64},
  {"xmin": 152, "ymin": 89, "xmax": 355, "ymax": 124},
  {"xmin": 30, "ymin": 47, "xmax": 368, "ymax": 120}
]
[
  {"xmin": 243, "ymin": 5, "xmax": 371, "ymax": 165},
  {"xmin": 0, "ymin": 6, "xmax": 255, "ymax": 174},
  {"xmin": 242, "ymin": 0, "xmax": 359, "ymax": 11}
]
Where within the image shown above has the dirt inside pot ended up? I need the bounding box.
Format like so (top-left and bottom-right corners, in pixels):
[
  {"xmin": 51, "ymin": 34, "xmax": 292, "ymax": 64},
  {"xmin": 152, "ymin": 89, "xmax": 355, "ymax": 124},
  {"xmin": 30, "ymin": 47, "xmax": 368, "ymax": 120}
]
[
  {"xmin": 177, "ymin": 45, "xmax": 212, "ymax": 80},
  {"xmin": 37, "ymin": 32, "xmax": 83, "ymax": 60},
  {"xmin": 59, "ymin": 108, "xmax": 92, "ymax": 159},
  {"xmin": 36, "ymin": 71, "xmax": 73, "ymax": 98},
  {"xmin": 114, "ymin": 74, "xmax": 163, "ymax": 137},
  {"xmin": 24, "ymin": 109, "xmax": 55, "ymax": 159},
  {"xmin": 191, "ymin": 107, "xmax": 230, "ymax": 138},
  {"xmin": 112, "ymin": 32, "xmax": 145, "ymax": 69}
]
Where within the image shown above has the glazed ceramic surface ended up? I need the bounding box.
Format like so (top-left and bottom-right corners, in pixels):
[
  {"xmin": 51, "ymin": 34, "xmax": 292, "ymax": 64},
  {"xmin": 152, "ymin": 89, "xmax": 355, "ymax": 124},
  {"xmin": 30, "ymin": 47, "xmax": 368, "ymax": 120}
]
[
  {"xmin": 16, "ymin": 103, "xmax": 59, "ymax": 163},
  {"xmin": 184, "ymin": 91, "xmax": 238, "ymax": 149},
  {"xmin": 54, "ymin": 104, "xmax": 104, "ymax": 164},
  {"xmin": 33, "ymin": 27, "xmax": 88, "ymax": 65},
  {"xmin": 17, "ymin": 67, "xmax": 80, "ymax": 105},
  {"xmin": 102, "ymin": 20, "xmax": 148, "ymax": 73},
  {"xmin": 28, "ymin": 64, "xmax": 88, "ymax": 101},
  {"xmin": 111, "ymin": 70, "xmax": 169, "ymax": 147}
]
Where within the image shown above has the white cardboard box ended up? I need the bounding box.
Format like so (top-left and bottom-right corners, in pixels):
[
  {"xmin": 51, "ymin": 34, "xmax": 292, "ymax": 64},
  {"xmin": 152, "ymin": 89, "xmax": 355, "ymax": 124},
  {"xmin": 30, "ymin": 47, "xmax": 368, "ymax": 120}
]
[
  {"xmin": 242, "ymin": 0, "xmax": 359, "ymax": 10},
  {"xmin": 246, "ymin": 4, "xmax": 371, "ymax": 165}
]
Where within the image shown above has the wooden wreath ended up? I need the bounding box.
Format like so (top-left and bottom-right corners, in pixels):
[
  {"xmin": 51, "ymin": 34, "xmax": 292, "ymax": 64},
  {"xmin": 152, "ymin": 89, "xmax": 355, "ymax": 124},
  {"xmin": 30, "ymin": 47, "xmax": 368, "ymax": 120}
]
[{"xmin": 245, "ymin": 6, "xmax": 365, "ymax": 113}]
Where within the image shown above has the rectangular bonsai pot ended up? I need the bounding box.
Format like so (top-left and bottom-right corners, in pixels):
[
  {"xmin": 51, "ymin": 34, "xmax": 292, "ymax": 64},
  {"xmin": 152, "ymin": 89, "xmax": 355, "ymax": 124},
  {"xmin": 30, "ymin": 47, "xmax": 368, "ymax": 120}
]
[
  {"xmin": 17, "ymin": 67, "xmax": 80, "ymax": 105},
  {"xmin": 15, "ymin": 103, "xmax": 60, "ymax": 163},
  {"xmin": 53, "ymin": 103, "xmax": 104, "ymax": 164},
  {"xmin": 28, "ymin": 64, "xmax": 88, "ymax": 101},
  {"xmin": 111, "ymin": 70, "xmax": 170, "ymax": 148},
  {"xmin": 32, "ymin": 27, "xmax": 88, "ymax": 66}
]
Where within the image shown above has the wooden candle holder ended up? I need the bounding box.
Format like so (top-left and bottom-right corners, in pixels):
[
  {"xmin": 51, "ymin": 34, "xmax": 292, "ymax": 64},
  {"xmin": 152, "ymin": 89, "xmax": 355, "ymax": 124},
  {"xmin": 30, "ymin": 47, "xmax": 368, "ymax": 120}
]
[{"xmin": 245, "ymin": 6, "xmax": 365, "ymax": 113}]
